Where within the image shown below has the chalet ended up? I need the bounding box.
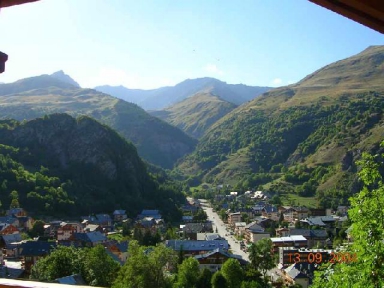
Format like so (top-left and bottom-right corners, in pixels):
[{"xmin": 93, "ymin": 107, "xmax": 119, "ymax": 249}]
[
  {"xmin": 134, "ymin": 217, "xmax": 162, "ymax": 235},
  {"xmin": 289, "ymin": 229, "xmax": 330, "ymax": 248},
  {"xmin": 234, "ymin": 222, "xmax": 247, "ymax": 236},
  {"xmin": 196, "ymin": 233, "xmax": 223, "ymax": 241},
  {"xmin": 113, "ymin": 210, "xmax": 127, "ymax": 222},
  {"xmin": 0, "ymin": 217, "xmax": 19, "ymax": 229},
  {"xmin": 166, "ymin": 239, "xmax": 229, "ymax": 257},
  {"xmin": 182, "ymin": 216, "xmax": 193, "ymax": 223},
  {"xmin": 106, "ymin": 240, "xmax": 129, "ymax": 263},
  {"xmin": 292, "ymin": 207, "xmax": 310, "ymax": 220},
  {"xmin": 276, "ymin": 227, "xmax": 290, "ymax": 237},
  {"xmin": 84, "ymin": 224, "xmax": 102, "ymax": 233},
  {"xmin": 270, "ymin": 236, "xmax": 308, "ymax": 252},
  {"xmin": 95, "ymin": 214, "xmax": 113, "ymax": 229},
  {"xmin": 309, "ymin": 208, "xmax": 326, "ymax": 217},
  {"xmin": 283, "ymin": 263, "xmax": 311, "ymax": 288},
  {"xmin": 262, "ymin": 205, "xmax": 279, "ymax": 221},
  {"xmin": 182, "ymin": 222, "xmax": 213, "ymax": 240},
  {"xmin": 137, "ymin": 210, "xmax": 162, "ymax": 220},
  {"xmin": 227, "ymin": 212, "xmax": 241, "ymax": 227},
  {"xmin": 81, "ymin": 215, "xmax": 113, "ymax": 231},
  {"xmin": 244, "ymin": 221, "xmax": 270, "ymax": 243},
  {"xmin": 256, "ymin": 217, "xmax": 275, "ymax": 229},
  {"xmin": 68, "ymin": 231, "xmax": 107, "ymax": 247},
  {"xmin": 17, "ymin": 216, "xmax": 34, "ymax": 231},
  {"xmin": 44, "ymin": 221, "xmax": 65, "ymax": 238},
  {"xmin": 57, "ymin": 223, "xmax": 82, "ymax": 241},
  {"xmin": 6, "ymin": 208, "xmax": 27, "ymax": 218},
  {"xmin": 301, "ymin": 216, "xmax": 336, "ymax": 229},
  {"xmin": 0, "ymin": 224, "xmax": 19, "ymax": 235},
  {"xmin": 252, "ymin": 205, "xmax": 264, "ymax": 216},
  {"xmin": 20, "ymin": 241, "xmax": 57, "ymax": 274},
  {"xmin": 1, "ymin": 233, "xmax": 22, "ymax": 257},
  {"xmin": 194, "ymin": 248, "xmax": 247, "ymax": 272}
]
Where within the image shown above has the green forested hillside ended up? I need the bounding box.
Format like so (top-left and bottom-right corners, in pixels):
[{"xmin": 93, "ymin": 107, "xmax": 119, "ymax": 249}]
[
  {"xmin": 0, "ymin": 77, "xmax": 196, "ymax": 168},
  {"xmin": 150, "ymin": 92, "xmax": 237, "ymax": 138},
  {"xmin": 0, "ymin": 114, "xmax": 184, "ymax": 219},
  {"xmin": 177, "ymin": 45, "xmax": 384, "ymax": 208}
]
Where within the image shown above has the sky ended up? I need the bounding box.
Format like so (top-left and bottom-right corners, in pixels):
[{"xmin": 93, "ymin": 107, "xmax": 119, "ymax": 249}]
[{"xmin": 0, "ymin": 0, "xmax": 383, "ymax": 89}]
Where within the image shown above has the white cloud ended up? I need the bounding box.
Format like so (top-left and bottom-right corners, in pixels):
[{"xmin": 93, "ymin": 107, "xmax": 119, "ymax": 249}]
[
  {"xmin": 204, "ymin": 64, "xmax": 224, "ymax": 76},
  {"xmin": 272, "ymin": 78, "xmax": 283, "ymax": 85}
]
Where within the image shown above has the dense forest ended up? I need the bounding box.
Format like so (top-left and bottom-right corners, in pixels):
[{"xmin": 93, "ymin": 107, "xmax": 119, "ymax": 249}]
[
  {"xmin": 0, "ymin": 114, "xmax": 184, "ymax": 220},
  {"xmin": 176, "ymin": 46, "xmax": 384, "ymax": 209}
]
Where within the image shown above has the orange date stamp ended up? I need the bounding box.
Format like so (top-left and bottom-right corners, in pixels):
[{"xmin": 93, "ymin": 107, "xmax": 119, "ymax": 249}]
[{"xmin": 288, "ymin": 252, "xmax": 357, "ymax": 264}]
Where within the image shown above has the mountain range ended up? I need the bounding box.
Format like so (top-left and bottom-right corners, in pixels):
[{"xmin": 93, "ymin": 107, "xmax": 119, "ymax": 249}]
[
  {"xmin": 0, "ymin": 73, "xmax": 196, "ymax": 168},
  {"xmin": 95, "ymin": 78, "xmax": 271, "ymax": 110},
  {"xmin": 176, "ymin": 45, "xmax": 384, "ymax": 208}
]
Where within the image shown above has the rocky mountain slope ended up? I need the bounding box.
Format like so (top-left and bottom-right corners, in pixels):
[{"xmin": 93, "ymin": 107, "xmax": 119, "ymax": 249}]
[
  {"xmin": 176, "ymin": 45, "xmax": 384, "ymax": 208},
  {"xmin": 0, "ymin": 114, "xmax": 184, "ymax": 218},
  {"xmin": 95, "ymin": 77, "xmax": 271, "ymax": 110},
  {"xmin": 0, "ymin": 75, "xmax": 196, "ymax": 168},
  {"xmin": 150, "ymin": 92, "xmax": 237, "ymax": 139}
]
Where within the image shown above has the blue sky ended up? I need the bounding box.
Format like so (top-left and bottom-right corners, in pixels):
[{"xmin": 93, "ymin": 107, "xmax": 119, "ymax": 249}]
[{"xmin": 0, "ymin": 0, "xmax": 383, "ymax": 89}]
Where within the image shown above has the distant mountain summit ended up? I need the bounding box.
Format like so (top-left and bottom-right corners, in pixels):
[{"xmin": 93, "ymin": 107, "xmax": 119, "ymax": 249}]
[
  {"xmin": 95, "ymin": 77, "xmax": 271, "ymax": 110},
  {"xmin": 50, "ymin": 70, "xmax": 81, "ymax": 88}
]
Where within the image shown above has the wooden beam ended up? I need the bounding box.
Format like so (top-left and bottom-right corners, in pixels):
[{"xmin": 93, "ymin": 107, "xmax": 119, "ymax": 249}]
[
  {"xmin": 0, "ymin": 0, "xmax": 39, "ymax": 8},
  {"xmin": 309, "ymin": 0, "xmax": 384, "ymax": 34}
]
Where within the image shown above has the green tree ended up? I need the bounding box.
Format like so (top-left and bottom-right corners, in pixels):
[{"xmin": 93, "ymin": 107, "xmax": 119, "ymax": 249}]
[
  {"xmin": 312, "ymin": 149, "xmax": 384, "ymax": 287},
  {"xmin": 221, "ymin": 259, "xmax": 243, "ymax": 288},
  {"xmin": 83, "ymin": 245, "xmax": 120, "ymax": 287},
  {"xmin": 174, "ymin": 257, "xmax": 200, "ymax": 288},
  {"xmin": 248, "ymin": 238, "xmax": 276, "ymax": 278},
  {"xmin": 197, "ymin": 268, "xmax": 212, "ymax": 288},
  {"xmin": 9, "ymin": 190, "xmax": 20, "ymax": 208},
  {"xmin": 211, "ymin": 271, "xmax": 227, "ymax": 288},
  {"xmin": 113, "ymin": 241, "xmax": 177, "ymax": 288},
  {"xmin": 31, "ymin": 246, "xmax": 86, "ymax": 282},
  {"xmin": 29, "ymin": 220, "xmax": 45, "ymax": 237}
]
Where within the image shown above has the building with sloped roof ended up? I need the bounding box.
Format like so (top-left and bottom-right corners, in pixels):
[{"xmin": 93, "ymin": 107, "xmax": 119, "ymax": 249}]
[
  {"xmin": 194, "ymin": 248, "xmax": 247, "ymax": 272},
  {"xmin": 166, "ymin": 239, "xmax": 229, "ymax": 257}
]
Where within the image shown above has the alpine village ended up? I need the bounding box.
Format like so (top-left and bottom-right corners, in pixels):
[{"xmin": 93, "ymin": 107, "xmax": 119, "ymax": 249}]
[{"xmin": 1, "ymin": 1, "xmax": 384, "ymax": 287}]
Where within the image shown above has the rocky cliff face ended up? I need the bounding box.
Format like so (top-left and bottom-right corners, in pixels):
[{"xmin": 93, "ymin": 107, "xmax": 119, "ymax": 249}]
[{"xmin": 6, "ymin": 114, "xmax": 142, "ymax": 180}]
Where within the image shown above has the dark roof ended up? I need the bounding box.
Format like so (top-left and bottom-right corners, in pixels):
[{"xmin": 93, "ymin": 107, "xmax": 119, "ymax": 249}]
[
  {"xmin": 73, "ymin": 231, "xmax": 107, "ymax": 243},
  {"xmin": 183, "ymin": 222, "xmax": 213, "ymax": 233},
  {"xmin": 95, "ymin": 214, "xmax": 112, "ymax": 222},
  {"xmin": 113, "ymin": 210, "xmax": 126, "ymax": 215},
  {"xmin": 263, "ymin": 205, "xmax": 278, "ymax": 213},
  {"xmin": 55, "ymin": 274, "xmax": 86, "ymax": 285},
  {"xmin": 285, "ymin": 264, "xmax": 309, "ymax": 280},
  {"xmin": 20, "ymin": 241, "xmax": 56, "ymax": 256},
  {"xmin": 140, "ymin": 210, "xmax": 160, "ymax": 215},
  {"xmin": 116, "ymin": 241, "xmax": 129, "ymax": 252},
  {"xmin": 166, "ymin": 240, "xmax": 229, "ymax": 251},
  {"xmin": 289, "ymin": 229, "xmax": 328, "ymax": 238},
  {"xmin": 2, "ymin": 233, "xmax": 22, "ymax": 245}
]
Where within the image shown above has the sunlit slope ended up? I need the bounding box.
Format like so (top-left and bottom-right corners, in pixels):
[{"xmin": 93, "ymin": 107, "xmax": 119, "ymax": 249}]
[
  {"xmin": 150, "ymin": 92, "xmax": 237, "ymax": 139},
  {"xmin": 177, "ymin": 46, "xmax": 384, "ymax": 207}
]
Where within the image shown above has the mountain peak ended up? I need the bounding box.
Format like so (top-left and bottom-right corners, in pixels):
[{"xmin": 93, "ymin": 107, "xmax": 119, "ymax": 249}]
[{"xmin": 50, "ymin": 70, "xmax": 80, "ymax": 88}]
